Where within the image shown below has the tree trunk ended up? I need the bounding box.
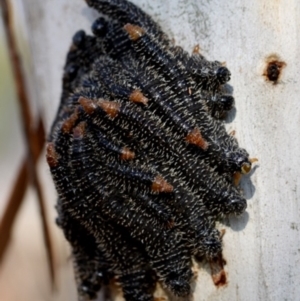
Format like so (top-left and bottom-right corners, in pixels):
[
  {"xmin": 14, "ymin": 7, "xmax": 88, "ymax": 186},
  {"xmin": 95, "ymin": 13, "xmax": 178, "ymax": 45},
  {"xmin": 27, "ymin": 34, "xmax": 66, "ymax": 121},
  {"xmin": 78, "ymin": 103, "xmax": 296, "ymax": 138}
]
[{"xmin": 16, "ymin": 0, "xmax": 300, "ymax": 300}]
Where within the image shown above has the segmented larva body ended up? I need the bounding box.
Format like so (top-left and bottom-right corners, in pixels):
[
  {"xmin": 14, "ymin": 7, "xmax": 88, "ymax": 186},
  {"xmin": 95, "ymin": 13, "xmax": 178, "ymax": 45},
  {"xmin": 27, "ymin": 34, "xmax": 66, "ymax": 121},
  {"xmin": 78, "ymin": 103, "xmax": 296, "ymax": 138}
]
[{"xmin": 47, "ymin": 0, "xmax": 255, "ymax": 300}]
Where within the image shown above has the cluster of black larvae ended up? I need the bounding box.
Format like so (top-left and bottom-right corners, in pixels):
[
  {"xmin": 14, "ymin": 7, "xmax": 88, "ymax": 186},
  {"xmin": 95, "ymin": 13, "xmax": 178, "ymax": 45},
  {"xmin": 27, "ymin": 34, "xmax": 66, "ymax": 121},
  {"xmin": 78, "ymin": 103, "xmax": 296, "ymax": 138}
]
[{"xmin": 47, "ymin": 0, "xmax": 255, "ymax": 300}]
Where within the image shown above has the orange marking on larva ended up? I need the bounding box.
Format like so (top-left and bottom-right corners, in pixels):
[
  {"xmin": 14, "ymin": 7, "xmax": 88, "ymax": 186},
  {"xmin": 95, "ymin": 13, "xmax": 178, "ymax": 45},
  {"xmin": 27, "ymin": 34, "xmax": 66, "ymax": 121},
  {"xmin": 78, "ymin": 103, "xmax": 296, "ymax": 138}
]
[
  {"xmin": 78, "ymin": 96, "xmax": 97, "ymax": 114},
  {"xmin": 69, "ymin": 43, "xmax": 77, "ymax": 52},
  {"xmin": 62, "ymin": 110, "xmax": 79, "ymax": 133},
  {"xmin": 193, "ymin": 44, "xmax": 200, "ymax": 54},
  {"xmin": 233, "ymin": 172, "xmax": 242, "ymax": 186},
  {"xmin": 209, "ymin": 255, "xmax": 227, "ymax": 287},
  {"xmin": 120, "ymin": 147, "xmax": 135, "ymax": 160},
  {"xmin": 250, "ymin": 158, "xmax": 258, "ymax": 164},
  {"xmin": 73, "ymin": 122, "xmax": 86, "ymax": 138},
  {"xmin": 98, "ymin": 101, "xmax": 121, "ymax": 118},
  {"xmin": 166, "ymin": 219, "xmax": 175, "ymax": 229},
  {"xmin": 229, "ymin": 130, "xmax": 236, "ymax": 136},
  {"xmin": 124, "ymin": 23, "xmax": 145, "ymax": 41},
  {"xmin": 221, "ymin": 61, "xmax": 227, "ymax": 66},
  {"xmin": 46, "ymin": 143, "xmax": 59, "ymax": 168},
  {"xmin": 109, "ymin": 276, "xmax": 123, "ymax": 294},
  {"xmin": 129, "ymin": 90, "xmax": 148, "ymax": 105},
  {"xmin": 152, "ymin": 176, "xmax": 173, "ymax": 193},
  {"xmin": 186, "ymin": 128, "xmax": 209, "ymax": 150}
]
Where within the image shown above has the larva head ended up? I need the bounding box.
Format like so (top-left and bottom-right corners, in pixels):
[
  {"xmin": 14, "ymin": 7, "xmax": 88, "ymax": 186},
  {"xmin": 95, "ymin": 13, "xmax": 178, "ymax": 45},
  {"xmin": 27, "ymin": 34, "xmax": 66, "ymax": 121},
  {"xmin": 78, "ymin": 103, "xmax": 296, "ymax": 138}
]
[
  {"xmin": 210, "ymin": 94, "xmax": 235, "ymax": 118},
  {"xmin": 202, "ymin": 229, "xmax": 223, "ymax": 259},
  {"xmin": 72, "ymin": 30, "xmax": 86, "ymax": 47},
  {"xmin": 63, "ymin": 63, "xmax": 79, "ymax": 81},
  {"xmin": 187, "ymin": 55, "xmax": 231, "ymax": 85},
  {"xmin": 91, "ymin": 17, "xmax": 108, "ymax": 37},
  {"xmin": 218, "ymin": 94, "xmax": 234, "ymax": 111},
  {"xmin": 193, "ymin": 226, "xmax": 222, "ymax": 259},
  {"xmin": 165, "ymin": 275, "xmax": 191, "ymax": 297},
  {"xmin": 223, "ymin": 148, "xmax": 252, "ymax": 174},
  {"xmin": 226, "ymin": 196, "xmax": 247, "ymax": 216},
  {"xmin": 208, "ymin": 188, "xmax": 247, "ymax": 216},
  {"xmin": 222, "ymin": 191, "xmax": 247, "ymax": 215},
  {"xmin": 214, "ymin": 66, "xmax": 231, "ymax": 85}
]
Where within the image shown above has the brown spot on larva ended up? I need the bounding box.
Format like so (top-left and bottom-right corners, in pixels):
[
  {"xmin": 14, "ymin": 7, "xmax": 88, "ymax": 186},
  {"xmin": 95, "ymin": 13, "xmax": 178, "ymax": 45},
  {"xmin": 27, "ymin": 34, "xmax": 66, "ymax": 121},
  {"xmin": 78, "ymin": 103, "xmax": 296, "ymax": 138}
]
[
  {"xmin": 120, "ymin": 147, "xmax": 135, "ymax": 160},
  {"xmin": 62, "ymin": 110, "xmax": 79, "ymax": 133},
  {"xmin": 233, "ymin": 172, "xmax": 242, "ymax": 186},
  {"xmin": 124, "ymin": 23, "xmax": 145, "ymax": 41},
  {"xmin": 193, "ymin": 44, "xmax": 200, "ymax": 54},
  {"xmin": 98, "ymin": 101, "xmax": 121, "ymax": 118},
  {"xmin": 78, "ymin": 96, "xmax": 97, "ymax": 115},
  {"xmin": 46, "ymin": 143, "xmax": 59, "ymax": 168},
  {"xmin": 108, "ymin": 276, "xmax": 123, "ymax": 299},
  {"xmin": 220, "ymin": 229, "xmax": 226, "ymax": 239},
  {"xmin": 166, "ymin": 219, "xmax": 175, "ymax": 229},
  {"xmin": 263, "ymin": 54, "xmax": 286, "ymax": 84},
  {"xmin": 129, "ymin": 90, "xmax": 148, "ymax": 105},
  {"xmin": 152, "ymin": 176, "xmax": 173, "ymax": 193},
  {"xmin": 209, "ymin": 254, "xmax": 227, "ymax": 287},
  {"xmin": 73, "ymin": 122, "xmax": 86, "ymax": 138},
  {"xmin": 154, "ymin": 298, "xmax": 167, "ymax": 301},
  {"xmin": 186, "ymin": 128, "xmax": 209, "ymax": 150}
]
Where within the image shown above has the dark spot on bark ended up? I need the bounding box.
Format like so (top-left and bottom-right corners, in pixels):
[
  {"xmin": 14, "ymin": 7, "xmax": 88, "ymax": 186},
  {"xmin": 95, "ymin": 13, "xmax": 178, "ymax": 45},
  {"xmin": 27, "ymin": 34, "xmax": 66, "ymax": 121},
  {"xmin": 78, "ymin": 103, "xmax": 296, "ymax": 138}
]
[{"xmin": 263, "ymin": 54, "xmax": 286, "ymax": 84}]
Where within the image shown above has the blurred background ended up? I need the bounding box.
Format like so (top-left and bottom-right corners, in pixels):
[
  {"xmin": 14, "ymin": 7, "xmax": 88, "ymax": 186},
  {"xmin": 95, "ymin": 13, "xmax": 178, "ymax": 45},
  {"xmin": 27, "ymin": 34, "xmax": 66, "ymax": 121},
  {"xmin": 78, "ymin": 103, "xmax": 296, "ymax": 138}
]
[{"xmin": 0, "ymin": 1, "xmax": 77, "ymax": 300}]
